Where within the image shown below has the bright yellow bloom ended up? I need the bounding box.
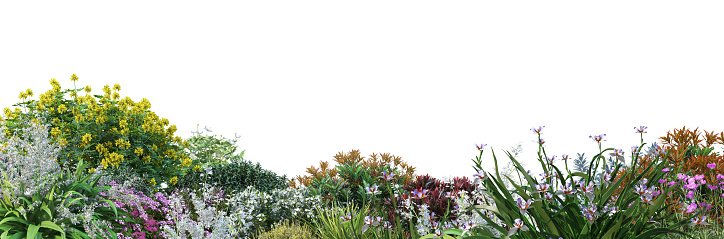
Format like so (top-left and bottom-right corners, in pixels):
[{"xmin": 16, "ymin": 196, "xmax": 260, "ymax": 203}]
[
  {"xmin": 18, "ymin": 92, "xmax": 28, "ymax": 100},
  {"xmin": 112, "ymin": 92, "xmax": 120, "ymax": 101},
  {"xmin": 103, "ymin": 85, "xmax": 112, "ymax": 97},
  {"xmin": 180, "ymin": 157, "xmax": 192, "ymax": 167},
  {"xmin": 88, "ymin": 168, "xmax": 96, "ymax": 173},
  {"xmin": 58, "ymin": 137, "xmax": 68, "ymax": 146},
  {"xmin": 49, "ymin": 78, "xmax": 60, "ymax": 89},
  {"xmin": 81, "ymin": 133, "xmax": 92, "ymax": 145},
  {"xmin": 134, "ymin": 147, "xmax": 143, "ymax": 157},
  {"xmin": 143, "ymin": 155, "xmax": 151, "ymax": 163},
  {"xmin": 70, "ymin": 74, "xmax": 79, "ymax": 82},
  {"xmin": 84, "ymin": 85, "xmax": 91, "ymax": 94},
  {"xmin": 3, "ymin": 108, "xmax": 11, "ymax": 119},
  {"xmin": 151, "ymin": 144, "xmax": 158, "ymax": 152},
  {"xmin": 193, "ymin": 165, "xmax": 201, "ymax": 171},
  {"xmin": 115, "ymin": 138, "xmax": 130, "ymax": 149},
  {"xmin": 166, "ymin": 125, "xmax": 177, "ymax": 136},
  {"xmin": 57, "ymin": 104, "xmax": 68, "ymax": 113},
  {"xmin": 113, "ymin": 83, "xmax": 121, "ymax": 92},
  {"xmin": 102, "ymin": 152, "xmax": 124, "ymax": 169},
  {"xmin": 50, "ymin": 127, "xmax": 61, "ymax": 138},
  {"xmin": 25, "ymin": 89, "xmax": 33, "ymax": 97},
  {"xmin": 119, "ymin": 119, "xmax": 128, "ymax": 129},
  {"xmin": 148, "ymin": 178, "xmax": 156, "ymax": 186},
  {"xmin": 70, "ymin": 91, "xmax": 78, "ymax": 98},
  {"xmin": 170, "ymin": 176, "xmax": 178, "ymax": 185}
]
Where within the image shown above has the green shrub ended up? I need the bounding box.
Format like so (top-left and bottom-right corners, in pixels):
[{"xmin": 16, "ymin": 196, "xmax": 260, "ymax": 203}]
[
  {"xmin": 183, "ymin": 124, "xmax": 245, "ymax": 167},
  {"xmin": 1, "ymin": 75, "xmax": 197, "ymax": 190},
  {"xmin": 255, "ymin": 220, "xmax": 319, "ymax": 239},
  {"xmin": 173, "ymin": 158, "xmax": 289, "ymax": 194}
]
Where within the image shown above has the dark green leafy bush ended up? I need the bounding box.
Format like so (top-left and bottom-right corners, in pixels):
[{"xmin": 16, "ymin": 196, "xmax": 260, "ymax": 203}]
[{"xmin": 173, "ymin": 159, "xmax": 289, "ymax": 194}]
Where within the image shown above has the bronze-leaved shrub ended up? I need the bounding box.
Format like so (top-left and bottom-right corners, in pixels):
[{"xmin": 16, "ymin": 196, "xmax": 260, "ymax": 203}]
[{"xmin": 0, "ymin": 74, "xmax": 198, "ymax": 189}]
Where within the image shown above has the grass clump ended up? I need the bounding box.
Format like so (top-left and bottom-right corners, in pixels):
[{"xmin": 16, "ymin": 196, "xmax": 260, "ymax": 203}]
[{"xmin": 256, "ymin": 220, "xmax": 319, "ymax": 239}]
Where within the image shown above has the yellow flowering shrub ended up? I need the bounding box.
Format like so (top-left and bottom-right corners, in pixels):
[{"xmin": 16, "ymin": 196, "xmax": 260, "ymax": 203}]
[{"xmin": 1, "ymin": 74, "xmax": 198, "ymax": 189}]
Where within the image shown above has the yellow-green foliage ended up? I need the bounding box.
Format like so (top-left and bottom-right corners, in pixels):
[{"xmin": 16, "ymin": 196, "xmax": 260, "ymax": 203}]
[
  {"xmin": 255, "ymin": 220, "xmax": 318, "ymax": 239},
  {"xmin": 1, "ymin": 74, "xmax": 198, "ymax": 189}
]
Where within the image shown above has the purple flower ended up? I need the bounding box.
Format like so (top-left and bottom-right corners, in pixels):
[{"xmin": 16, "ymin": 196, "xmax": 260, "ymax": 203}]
[
  {"xmin": 364, "ymin": 185, "xmax": 380, "ymax": 194},
  {"xmin": 708, "ymin": 185, "xmax": 718, "ymax": 190},
  {"xmin": 531, "ymin": 126, "xmax": 545, "ymax": 134},
  {"xmin": 708, "ymin": 163, "xmax": 717, "ymax": 169},
  {"xmin": 589, "ymin": 134, "xmax": 606, "ymax": 143},
  {"xmin": 381, "ymin": 171, "xmax": 395, "ymax": 181},
  {"xmin": 546, "ymin": 155, "xmax": 556, "ymax": 164},
  {"xmin": 658, "ymin": 179, "xmax": 667, "ymax": 184},
  {"xmin": 662, "ymin": 168, "xmax": 671, "ymax": 173},
  {"xmin": 634, "ymin": 126, "xmax": 648, "ymax": 134},
  {"xmin": 538, "ymin": 138, "xmax": 546, "ymax": 145},
  {"xmin": 476, "ymin": 144, "xmax": 487, "ymax": 151}
]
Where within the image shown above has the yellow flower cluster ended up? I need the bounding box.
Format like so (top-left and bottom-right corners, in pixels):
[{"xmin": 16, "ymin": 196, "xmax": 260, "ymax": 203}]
[
  {"xmin": 18, "ymin": 89, "xmax": 33, "ymax": 101},
  {"xmin": 80, "ymin": 133, "xmax": 92, "ymax": 147},
  {"xmin": 115, "ymin": 138, "xmax": 130, "ymax": 149},
  {"xmin": 101, "ymin": 152, "xmax": 124, "ymax": 169},
  {"xmin": 70, "ymin": 73, "xmax": 79, "ymax": 82},
  {"xmin": 57, "ymin": 104, "xmax": 68, "ymax": 113},
  {"xmin": 170, "ymin": 176, "xmax": 178, "ymax": 185},
  {"xmin": 148, "ymin": 178, "xmax": 156, "ymax": 186},
  {"xmin": 134, "ymin": 147, "xmax": 143, "ymax": 157}
]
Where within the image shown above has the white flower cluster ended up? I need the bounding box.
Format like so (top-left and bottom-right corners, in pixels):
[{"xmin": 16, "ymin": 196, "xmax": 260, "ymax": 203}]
[
  {"xmin": 161, "ymin": 185, "xmax": 240, "ymax": 239},
  {"xmin": 225, "ymin": 185, "xmax": 322, "ymax": 238}
]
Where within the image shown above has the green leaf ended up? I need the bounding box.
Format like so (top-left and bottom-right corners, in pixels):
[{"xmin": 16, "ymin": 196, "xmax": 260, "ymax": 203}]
[{"xmin": 26, "ymin": 224, "xmax": 39, "ymax": 239}]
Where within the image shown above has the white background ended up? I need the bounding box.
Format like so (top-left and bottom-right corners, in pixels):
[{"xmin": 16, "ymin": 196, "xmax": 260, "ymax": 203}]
[{"xmin": 2, "ymin": 1, "xmax": 723, "ymax": 180}]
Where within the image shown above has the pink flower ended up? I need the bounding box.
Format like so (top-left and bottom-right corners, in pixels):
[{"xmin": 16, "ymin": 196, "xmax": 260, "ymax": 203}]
[
  {"xmin": 686, "ymin": 203, "xmax": 697, "ymax": 213},
  {"xmin": 677, "ymin": 174, "xmax": 687, "ymax": 180},
  {"xmin": 658, "ymin": 179, "xmax": 667, "ymax": 184},
  {"xmin": 708, "ymin": 185, "xmax": 718, "ymax": 190},
  {"xmin": 686, "ymin": 191, "xmax": 696, "ymax": 199},
  {"xmin": 708, "ymin": 163, "xmax": 717, "ymax": 169},
  {"xmin": 662, "ymin": 168, "xmax": 671, "ymax": 173}
]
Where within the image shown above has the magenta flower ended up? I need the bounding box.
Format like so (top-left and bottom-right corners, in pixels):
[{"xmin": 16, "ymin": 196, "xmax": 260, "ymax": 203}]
[
  {"xmin": 634, "ymin": 126, "xmax": 648, "ymax": 134},
  {"xmin": 708, "ymin": 185, "xmax": 718, "ymax": 190},
  {"xmin": 668, "ymin": 181, "xmax": 678, "ymax": 187},
  {"xmin": 686, "ymin": 202, "xmax": 697, "ymax": 213},
  {"xmin": 708, "ymin": 163, "xmax": 717, "ymax": 169},
  {"xmin": 658, "ymin": 179, "xmax": 667, "ymax": 184},
  {"xmin": 686, "ymin": 191, "xmax": 696, "ymax": 199},
  {"xmin": 662, "ymin": 168, "xmax": 671, "ymax": 173}
]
